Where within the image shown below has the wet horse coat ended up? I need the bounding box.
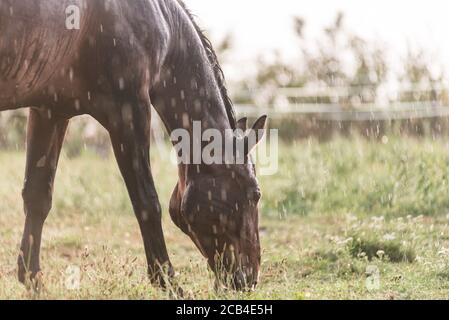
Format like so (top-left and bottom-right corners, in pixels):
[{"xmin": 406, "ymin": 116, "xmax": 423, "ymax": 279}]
[{"xmin": 0, "ymin": 0, "xmax": 266, "ymax": 290}]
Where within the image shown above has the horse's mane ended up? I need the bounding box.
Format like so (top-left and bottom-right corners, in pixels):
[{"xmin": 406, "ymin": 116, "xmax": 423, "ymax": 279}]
[{"xmin": 177, "ymin": 0, "xmax": 237, "ymax": 129}]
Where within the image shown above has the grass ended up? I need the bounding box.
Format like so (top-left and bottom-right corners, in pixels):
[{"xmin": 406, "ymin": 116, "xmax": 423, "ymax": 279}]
[{"xmin": 2, "ymin": 136, "xmax": 449, "ymax": 299}]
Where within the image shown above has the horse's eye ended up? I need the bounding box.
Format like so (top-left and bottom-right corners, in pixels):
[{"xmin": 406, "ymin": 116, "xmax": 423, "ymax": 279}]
[
  {"xmin": 254, "ymin": 191, "xmax": 262, "ymax": 202},
  {"xmin": 248, "ymin": 189, "xmax": 261, "ymax": 203}
]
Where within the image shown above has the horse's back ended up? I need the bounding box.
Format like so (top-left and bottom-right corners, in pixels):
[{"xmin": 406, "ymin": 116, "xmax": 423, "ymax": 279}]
[
  {"xmin": 0, "ymin": 0, "xmax": 93, "ymax": 104},
  {"xmin": 0, "ymin": 0, "xmax": 174, "ymax": 109}
]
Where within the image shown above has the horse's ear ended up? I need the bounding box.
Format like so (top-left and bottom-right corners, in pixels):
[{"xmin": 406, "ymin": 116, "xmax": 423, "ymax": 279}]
[
  {"xmin": 245, "ymin": 115, "xmax": 268, "ymax": 154},
  {"xmin": 252, "ymin": 115, "xmax": 268, "ymax": 131},
  {"xmin": 237, "ymin": 117, "xmax": 248, "ymax": 131}
]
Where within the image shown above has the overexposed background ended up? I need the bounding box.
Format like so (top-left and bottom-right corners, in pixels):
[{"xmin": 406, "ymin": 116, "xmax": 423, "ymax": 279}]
[{"xmin": 187, "ymin": 0, "xmax": 449, "ymax": 81}]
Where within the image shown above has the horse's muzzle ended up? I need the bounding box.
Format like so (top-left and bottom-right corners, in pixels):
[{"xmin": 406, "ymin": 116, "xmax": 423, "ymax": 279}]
[{"xmin": 231, "ymin": 269, "xmax": 259, "ymax": 291}]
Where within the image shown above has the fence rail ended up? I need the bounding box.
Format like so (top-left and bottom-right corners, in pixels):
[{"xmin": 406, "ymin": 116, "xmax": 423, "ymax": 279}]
[
  {"xmin": 236, "ymin": 84, "xmax": 449, "ymax": 121},
  {"xmin": 275, "ymin": 83, "xmax": 447, "ymax": 98},
  {"xmin": 236, "ymin": 103, "xmax": 449, "ymax": 121}
]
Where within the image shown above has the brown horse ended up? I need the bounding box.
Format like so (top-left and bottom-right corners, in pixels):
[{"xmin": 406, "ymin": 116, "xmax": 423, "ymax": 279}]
[{"xmin": 0, "ymin": 0, "xmax": 267, "ymax": 291}]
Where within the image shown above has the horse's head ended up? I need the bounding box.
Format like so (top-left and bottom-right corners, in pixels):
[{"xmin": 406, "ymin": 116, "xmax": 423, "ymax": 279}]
[{"xmin": 169, "ymin": 116, "xmax": 267, "ymax": 291}]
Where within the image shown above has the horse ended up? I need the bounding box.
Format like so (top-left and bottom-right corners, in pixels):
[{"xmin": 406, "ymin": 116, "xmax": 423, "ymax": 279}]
[{"xmin": 0, "ymin": 0, "xmax": 267, "ymax": 291}]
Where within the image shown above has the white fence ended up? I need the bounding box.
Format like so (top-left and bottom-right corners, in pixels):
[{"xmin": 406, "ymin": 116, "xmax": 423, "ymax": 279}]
[
  {"xmin": 236, "ymin": 84, "xmax": 449, "ymax": 121},
  {"xmin": 236, "ymin": 102, "xmax": 449, "ymax": 121}
]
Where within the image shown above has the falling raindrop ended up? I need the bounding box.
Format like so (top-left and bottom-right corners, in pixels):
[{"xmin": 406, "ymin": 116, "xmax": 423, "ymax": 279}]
[
  {"xmin": 69, "ymin": 68, "xmax": 74, "ymax": 82},
  {"xmin": 118, "ymin": 78, "xmax": 125, "ymax": 90}
]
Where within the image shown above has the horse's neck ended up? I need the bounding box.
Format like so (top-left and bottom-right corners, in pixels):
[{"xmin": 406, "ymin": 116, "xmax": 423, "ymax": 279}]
[
  {"xmin": 152, "ymin": 47, "xmax": 232, "ymax": 184},
  {"xmin": 150, "ymin": 7, "xmax": 236, "ymax": 189},
  {"xmin": 153, "ymin": 66, "xmax": 231, "ymax": 132},
  {"xmin": 150, "ymin": 18, "xmax": 231, "ymax": 136}
]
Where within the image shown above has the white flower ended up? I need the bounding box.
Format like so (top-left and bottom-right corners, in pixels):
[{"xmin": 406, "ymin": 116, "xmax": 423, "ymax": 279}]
[{"xmin": 377, "ymin": 250, "xmax": 385, "ymax": 259}]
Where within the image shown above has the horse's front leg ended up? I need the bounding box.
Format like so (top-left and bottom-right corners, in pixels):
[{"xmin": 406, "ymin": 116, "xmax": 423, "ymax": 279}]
[
  {"xmin": 106, "ymin": 98, "xmax": 175, "ymax": 289},
  {"xmin": 18, "ymin": 108, "xmax": 69, "ymax": 285}
]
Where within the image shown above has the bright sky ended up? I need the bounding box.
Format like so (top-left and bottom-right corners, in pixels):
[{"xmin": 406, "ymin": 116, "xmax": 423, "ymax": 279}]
[{"xmin": 187, "ymin": 0, "xmax": 449, "ymax": 81}]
